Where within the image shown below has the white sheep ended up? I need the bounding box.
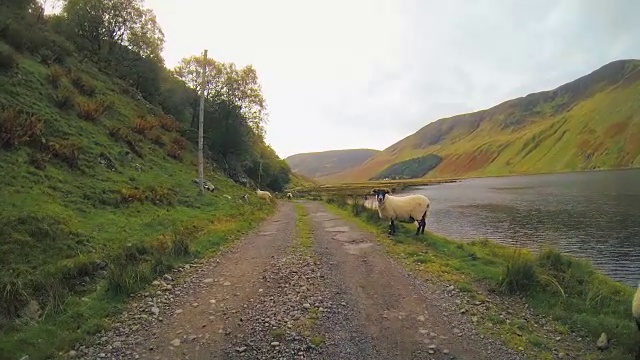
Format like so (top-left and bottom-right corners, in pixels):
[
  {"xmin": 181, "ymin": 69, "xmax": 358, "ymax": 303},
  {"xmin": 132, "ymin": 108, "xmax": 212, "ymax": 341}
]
[
  {"xmin": 256, "ymin": 189, "xmax": 273, "ymax": 202},
  {"xmin": 286, "ymin": 192, "xmax": 293, "ymax": 199},
  {"xmin": 371, "ymin": 188, "xmax": 430, "ymax": 236},
  {"xmin": 633, "ymin": 282, "xmax": 640, "ymax": 331}
]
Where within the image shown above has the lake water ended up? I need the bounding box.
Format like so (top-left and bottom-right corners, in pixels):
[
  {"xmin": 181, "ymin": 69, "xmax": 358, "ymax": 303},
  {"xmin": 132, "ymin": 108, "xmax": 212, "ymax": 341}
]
[{"xmin": 404, "ymin": 169, "xmax": 640, "ymax": 286}]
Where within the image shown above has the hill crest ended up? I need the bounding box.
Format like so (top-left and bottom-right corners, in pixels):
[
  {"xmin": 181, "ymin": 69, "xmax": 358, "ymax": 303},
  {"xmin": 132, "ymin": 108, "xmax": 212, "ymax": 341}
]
[{"xmin": 322, "ymin": 59, "xmax": 640, "ymax": 183}]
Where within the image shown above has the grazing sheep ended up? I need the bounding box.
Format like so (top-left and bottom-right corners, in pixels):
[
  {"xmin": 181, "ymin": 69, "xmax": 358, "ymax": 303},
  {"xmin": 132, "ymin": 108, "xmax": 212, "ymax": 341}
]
[
  {"xmin": 633, "ymin": 282, "xmax": 640, "ymax": 331},
  {"xmin": 242, "ymin": 193, "xmax": 249, "ymax": 202},
  {"xmin": 256, "ymin": 189, "xmax": 273, "ymax": 202},
  {"xmin": 371, "ymin": 188, "xmax": 430, "ymax": 236},
  {"xmin": 286, "ymin": 192, "xmax": 293, "ymax": 199}
]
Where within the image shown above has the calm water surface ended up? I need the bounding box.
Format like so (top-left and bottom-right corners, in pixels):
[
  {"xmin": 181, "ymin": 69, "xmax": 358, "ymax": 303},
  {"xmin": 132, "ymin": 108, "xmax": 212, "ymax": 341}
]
[{"xmin": 405, "ymin": 169, "xmax": 640, "ymax": 286}]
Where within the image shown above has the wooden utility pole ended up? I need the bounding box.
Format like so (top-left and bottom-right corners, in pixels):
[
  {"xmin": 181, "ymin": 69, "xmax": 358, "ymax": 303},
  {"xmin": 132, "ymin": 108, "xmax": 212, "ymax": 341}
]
[{"xmin": 198, "ymin": 49, "xmax": 208, "ymax": 193}]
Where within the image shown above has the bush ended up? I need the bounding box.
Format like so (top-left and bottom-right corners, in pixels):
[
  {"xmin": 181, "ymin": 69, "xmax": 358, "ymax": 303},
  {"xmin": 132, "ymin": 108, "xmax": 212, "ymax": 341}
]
[
  {"xmin": 52, "ymin": 83, "xmax": 76, "ymax": 110},
  {"xmin": 48, "ymin": 65, "xmax": 66, "ymax": 87},
  {"xmin": 0, "ymin": 107, "xmax": 44, "ymax": 149},
  {"xmin": 75, "ymin": 97, "xmax": 110, "ymax": 121},
  {"xmin": 145, "ymin": 130, "xmax": 165, "ymax": 146},
  {"xmin": 133, "ymin": 117, "xmax": 157, "ymax": 134},
  {"xmin": 0, "ymin": 48, "xmax": 18, "ymax": 72},
  {"xmin": 166, "ymin": 136, "xmax": 188, "ymax": 160},
  {"xmin": 29, "ymin": 151, "xmax": 50, "ymax": 170},
  {"xmin": 70, "ymin": 72, "xmax": 96, "ymax": 97},
  {"xmin": 158, "ymin": 116, "xmax": 181, "ymax": 132},
  {"xmin": 46, "ymin": 139, "xmax": 82, "ymax": 169},
  {"xmin": 107, "ymin": 125, "xmax": 143, "ymax": 158},
  {"xmin": 118, "ymin": 186, "xmax": 176, "ymax": 206}
]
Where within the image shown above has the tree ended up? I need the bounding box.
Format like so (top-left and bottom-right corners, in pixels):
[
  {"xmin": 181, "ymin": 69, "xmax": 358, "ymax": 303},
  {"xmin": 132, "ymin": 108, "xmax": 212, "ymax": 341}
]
[
  {"xmin": 61, "ymin": 0, "xmax": 164, "ymax": 60},
  {"xmin": 173, "ymin": 55, "xmax": 267, "ymax": 135}
]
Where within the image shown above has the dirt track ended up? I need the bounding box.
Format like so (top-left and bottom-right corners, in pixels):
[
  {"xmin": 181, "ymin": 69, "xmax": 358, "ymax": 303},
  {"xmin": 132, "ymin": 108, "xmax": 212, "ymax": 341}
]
[{"xmin": 75, "ymin": 200, "xmax": 527, "ymax": 360}]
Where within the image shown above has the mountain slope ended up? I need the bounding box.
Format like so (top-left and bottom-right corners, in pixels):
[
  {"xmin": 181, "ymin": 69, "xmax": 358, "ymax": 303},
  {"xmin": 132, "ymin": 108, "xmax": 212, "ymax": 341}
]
[
  {"xmin": 323, "ymin": 59, "xmax": 640, "ymax": 183},
  {"xmin": 0, "ymin": 3, "xmax": 288, "ymax": 358},
  {"xmin": 285, "ymin": 148, "xmax": 380, "ymax": 180}
]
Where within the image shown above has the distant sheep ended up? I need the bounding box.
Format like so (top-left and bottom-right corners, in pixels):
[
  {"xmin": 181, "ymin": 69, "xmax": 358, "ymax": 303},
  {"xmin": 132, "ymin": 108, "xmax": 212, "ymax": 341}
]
[
  {"xmin": 633, "ymin": 282, "xmax": 640, "ymax": 331},
  {"xmin": 371, "ymin": 188, "xmax": 430, "ymax": 236},
  {"xmin": 241, "ymin": 193, "xmax": 249, "ymax": 202},
  {"xmin": 286, "ymin": 192, "xmax": 293, "ymax": 199},
  {"xmin": 256, "ymin": 189, "xmax": 273, "ymax": 202}
]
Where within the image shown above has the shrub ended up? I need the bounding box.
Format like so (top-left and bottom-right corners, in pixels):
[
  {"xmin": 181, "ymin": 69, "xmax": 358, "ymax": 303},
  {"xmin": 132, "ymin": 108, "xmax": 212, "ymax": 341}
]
[
  {"xmin": 29, "ymin": 151, "xmax": 50, "ymax": 170},
  {"xmin": 70, "ymin": 72, "xmax": 96, "ymax": 97},
  {"xmin": 75, "ymin": 97, "xmax": 110, "ymax": 121},
  {"xmin": 145, "ymin": 130, "xmax": 165, "ymax": 146},
  {"xmin": 118, "ymin": 186, "xmax": 176, "ymax": 206},
  {"xmin": 0, "ymin": 107, "xmax": 44, "ymax": 149},
  {"xmin": 52, "ymin": 83, "xmax": 76, "ymax": 110},
  {"xmin": 48, "ymin": 65, "xmax": 66, "ymax": 87},
  {"xmin": 166, "ymin": 136, "xmax": 188, "ymax": 160},
  {"xmin": 119, "ymin": 187, "xmax": 146, "ymax": 204},
  {"xmin": 46, "ymin": 139, "xmax": 82, "ymax": 169},
  {"xmin": 0, "ymin": 23, "xmax": 29, "ymax": 52},
  {"xmin": 0, "ymin": 48, "xmax": 18, "ymax": 72},
  {"xmin": 133, "ymin": 117, "xmax": 157, "ymax": 134},
  {"xmin": 158, "ymin": 116, "xmax": 181, "ymax": 132},
  {"xmin": 107, "ymin": 125, "xmax": 143, "ymax": 158}
]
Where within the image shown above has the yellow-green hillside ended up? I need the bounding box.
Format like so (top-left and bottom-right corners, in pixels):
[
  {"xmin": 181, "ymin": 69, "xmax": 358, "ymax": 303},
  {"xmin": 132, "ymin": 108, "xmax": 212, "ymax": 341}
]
[{"xmin": 323, "ymin": 59, "xmax": 640, "ymax": 183}]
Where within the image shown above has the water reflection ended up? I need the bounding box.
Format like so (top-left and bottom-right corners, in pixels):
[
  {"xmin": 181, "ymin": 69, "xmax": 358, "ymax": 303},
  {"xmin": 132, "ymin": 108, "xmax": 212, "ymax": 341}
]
[{"xmin": 405, "ymin": 169, "xmax": 640, "ymax": 286}]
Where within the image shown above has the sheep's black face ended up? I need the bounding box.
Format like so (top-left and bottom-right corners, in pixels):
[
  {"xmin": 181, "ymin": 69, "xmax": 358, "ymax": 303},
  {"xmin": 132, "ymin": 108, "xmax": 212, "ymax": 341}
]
[{"xmin": 372, "ymin": 189, "xmax": 387, "ymax": 204}]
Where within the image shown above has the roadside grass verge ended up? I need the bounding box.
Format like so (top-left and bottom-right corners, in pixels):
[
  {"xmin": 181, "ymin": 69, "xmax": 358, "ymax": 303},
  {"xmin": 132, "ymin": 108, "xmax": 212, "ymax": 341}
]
[
  {"xmin": 0, "ymin": 194, "xmax": 274, "ymax": 360},
  {"xmin": 323, "ymin": 196, "xmax": 637, "ymax": 360},
  {"xmin": 294, "ymin": 203, "xmax": 313, "ymax": 253}
]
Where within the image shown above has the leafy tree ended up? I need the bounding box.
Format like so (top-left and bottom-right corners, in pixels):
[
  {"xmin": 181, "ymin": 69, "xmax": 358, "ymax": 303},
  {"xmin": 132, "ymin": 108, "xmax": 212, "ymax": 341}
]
[
  {"xmin": 61, "ymin": 0, "xmax": 164, "ymax": 61},
  {"xmin": 174, "ymin": 55, "xmax": 267, "ymax": 135}
]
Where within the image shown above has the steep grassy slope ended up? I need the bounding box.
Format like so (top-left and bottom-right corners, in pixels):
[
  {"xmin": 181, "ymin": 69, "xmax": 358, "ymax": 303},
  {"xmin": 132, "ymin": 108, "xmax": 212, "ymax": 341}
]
[
  {"xmin": 285, "ymin": 148, "xmax": 379, "ymax": 180},
  {"xmin": 324, "ymin": 59, "xmax": 640, "ymax": 183},
  {"xmin": 0, "ymin": 40, "xmax": 275, "ymax": 358}
]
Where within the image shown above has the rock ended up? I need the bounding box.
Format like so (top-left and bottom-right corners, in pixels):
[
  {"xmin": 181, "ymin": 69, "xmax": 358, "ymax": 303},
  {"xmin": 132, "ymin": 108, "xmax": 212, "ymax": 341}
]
[
  {"xmin": 596, "ymin": 332, "xmax": 609, "ymax": 350},
  {"xmin": 203, "ymin": 278, "xmax": 214, "ymax": 283},
  {"xmin": 303, "ymin": 303, "xmax": 311, "ymax": 309},
  {"xmin": 223, "ymin": 281, "xmax": 232, "ymax": 286},
  {"xmin": 67, "ymin": 350, "xmax": 78, "ymax": 358},
  {"xmin": 170, "ymin": 338, "xmax": 181, "ymax": 347},
  {"xmin": 271, "ymin": 341, "xmax": 280, "ymax": 346},
  {"xmin": 151, "ymin": 307, "xmax": 159, "ymax": 316},
  {"xmin": 237, "ymin": 346, "xmax": 247, "ymax": 353}
]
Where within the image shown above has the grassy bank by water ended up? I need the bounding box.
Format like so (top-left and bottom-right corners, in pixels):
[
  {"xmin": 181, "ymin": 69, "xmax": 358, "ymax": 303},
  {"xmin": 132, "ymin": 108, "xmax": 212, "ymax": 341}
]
[{"xmin": 324, "ymin": 197, "xmax": 638, "ymax": 360}]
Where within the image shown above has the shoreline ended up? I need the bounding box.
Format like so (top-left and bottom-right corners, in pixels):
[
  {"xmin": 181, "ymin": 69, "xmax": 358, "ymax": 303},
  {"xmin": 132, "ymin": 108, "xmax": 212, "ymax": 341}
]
[{"xmin": 323, "ymin": 196, "xmax": 638, "ymax": 360}]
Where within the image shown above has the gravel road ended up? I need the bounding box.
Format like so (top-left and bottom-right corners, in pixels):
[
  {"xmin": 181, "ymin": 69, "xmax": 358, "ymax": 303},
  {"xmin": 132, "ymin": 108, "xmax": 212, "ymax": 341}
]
[{"xmin": 71, "ymin": 200, "xmax": 533, "ymax": 360}]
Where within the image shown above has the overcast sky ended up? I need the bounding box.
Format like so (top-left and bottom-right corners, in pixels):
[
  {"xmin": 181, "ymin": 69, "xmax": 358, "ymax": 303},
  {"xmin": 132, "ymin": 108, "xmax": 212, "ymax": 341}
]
[{"xmin": 141, "ymin": 0, "xmax": 639, "ymax": 158}]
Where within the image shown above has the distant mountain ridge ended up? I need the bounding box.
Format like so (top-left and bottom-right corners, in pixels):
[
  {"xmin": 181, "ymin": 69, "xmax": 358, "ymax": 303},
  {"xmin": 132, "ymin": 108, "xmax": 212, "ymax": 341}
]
[
  {"xmin": 321, "ymin": 59, "xmax": 640, "ymax": 183},
  {"xmin": 285, "ymin": 149, "xmax": 380, "ymax": 180}
]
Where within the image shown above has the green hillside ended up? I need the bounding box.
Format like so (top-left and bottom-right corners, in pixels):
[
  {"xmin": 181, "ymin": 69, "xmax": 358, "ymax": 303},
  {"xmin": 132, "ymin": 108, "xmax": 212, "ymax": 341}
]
[
  {"xmin": 0, "ymin": 1, "xmax": 291, "ymax": 358},
  {"xmin": 285, "ymin": 148, "xmax": 379, "ymax": 180},
  {"xmin": 323, "ymin": 59, "xmax": 640, "ymax": 183}
]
